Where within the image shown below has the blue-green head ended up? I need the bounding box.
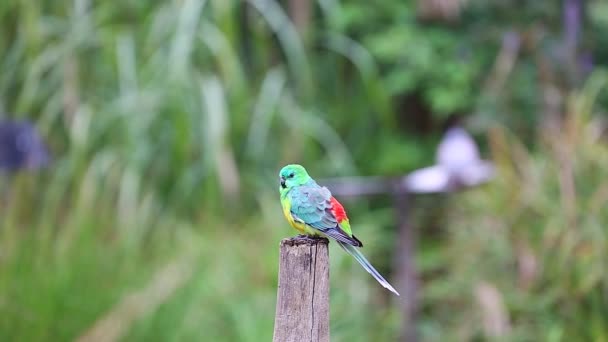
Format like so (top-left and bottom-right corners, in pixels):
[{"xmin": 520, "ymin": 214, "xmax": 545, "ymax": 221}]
[{"xmin": 279, "ymin": 164, "xmax": 312, "ymax": 192}]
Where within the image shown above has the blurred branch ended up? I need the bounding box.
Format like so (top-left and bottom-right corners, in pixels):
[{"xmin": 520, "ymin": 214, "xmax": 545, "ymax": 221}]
[
  {"xmin": 319, "ymin": 176, "xmax": 395, "ymax": 197},
  {"xmin": 475, "ymin": 281, "xmax": 511, "ymax": 338},
  {"xmin": 288, "ymin": 0, "xmax": 312, "ymax": 41},
  {"xmin": 62, "ymin": 55, "xmax": 79, "ymax": 126},
  {"xmin": 516, "ymin": 240, "xmax": 538, "ymax": 290},
  {"xmin": 484, "ymin": 31, "xmax": 521, "ymax": 95}
]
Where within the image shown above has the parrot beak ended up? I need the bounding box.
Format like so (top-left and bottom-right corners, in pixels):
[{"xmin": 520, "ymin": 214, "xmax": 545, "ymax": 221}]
[{"xmin": 280, "ymin": 176, "xmax": 286, "ymax": 188}]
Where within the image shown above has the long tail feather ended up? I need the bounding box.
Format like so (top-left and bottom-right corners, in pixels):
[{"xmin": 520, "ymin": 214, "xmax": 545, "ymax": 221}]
[{"xmin": 337, "ymin": 241, "xmax": 400, "ymax": 296}]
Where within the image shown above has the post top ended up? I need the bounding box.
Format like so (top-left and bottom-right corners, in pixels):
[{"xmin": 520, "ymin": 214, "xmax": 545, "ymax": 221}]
[{"xmin": 280, "ymin": 236, "xmax": 329, "ymax": 247}]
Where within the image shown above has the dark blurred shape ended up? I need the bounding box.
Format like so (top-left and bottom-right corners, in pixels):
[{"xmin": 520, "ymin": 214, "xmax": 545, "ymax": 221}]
[
  {"xmin": 404, "ymin": 125, "xmax": 494, "ymax": 193},
  {"xmin": 417, "ymin": 0, "xmax": 463, "ymax": 22},
  {"xmin": 564, "ymin": 0, "xmax": 581, "ymax": 52},
  {"xmin": 578, "ymin": 51, "xmax": 594, "ymax": 77},
  {"xmin": 0, "ymin": 120, "xmax": 50, "ymax": 171},
  {"xmin": 563, "ymin": 0, "xmax": 584, "ymax": 83}
]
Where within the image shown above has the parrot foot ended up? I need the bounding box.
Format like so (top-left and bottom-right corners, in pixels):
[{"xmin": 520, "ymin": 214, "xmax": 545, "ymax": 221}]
[
  {"xmin": 283, "ymin": 235, "xmax": 329, "ymax": 246},
  {"xmin": 296, "ymin": 234, "xmax": 326, "ymax": 242}
]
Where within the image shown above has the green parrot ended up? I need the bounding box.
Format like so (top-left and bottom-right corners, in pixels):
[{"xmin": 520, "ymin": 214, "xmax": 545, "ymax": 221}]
[{"xmin": 279, "ymin": 164, "xmax": 399, "ymax": 296}]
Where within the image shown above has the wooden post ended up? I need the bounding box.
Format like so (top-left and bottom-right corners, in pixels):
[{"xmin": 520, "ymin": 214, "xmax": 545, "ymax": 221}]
[
  {"xmin": 273, "ymin": 237, "xmax": 330, "ymax": 342},
  {"xmin": 393, "ymin": 191, "xmax": 419, "ymax": 342}
]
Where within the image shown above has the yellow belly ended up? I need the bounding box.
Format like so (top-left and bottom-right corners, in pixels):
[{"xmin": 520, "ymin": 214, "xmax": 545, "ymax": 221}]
[{"xmin": 281, "ymin": 199, "xmax": 321, "ymax": 236}]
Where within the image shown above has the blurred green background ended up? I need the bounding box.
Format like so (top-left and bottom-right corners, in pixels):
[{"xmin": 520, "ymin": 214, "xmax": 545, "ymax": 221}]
[{"xmin": 1, "ymin": 0, "xmax": 608, "ymax": 341}]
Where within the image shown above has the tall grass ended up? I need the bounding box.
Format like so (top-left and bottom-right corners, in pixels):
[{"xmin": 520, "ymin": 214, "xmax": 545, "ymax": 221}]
[
  {"xmin": 426, "ymin": 71, "xmax": 608, "ymax": 341},
  {"xmin": 3, "ymin": 1, "xmax": 607, "ymax": 341},
  {"xmin": 0, "ymin": 1, "xmax": 400, "ymax": 341}
]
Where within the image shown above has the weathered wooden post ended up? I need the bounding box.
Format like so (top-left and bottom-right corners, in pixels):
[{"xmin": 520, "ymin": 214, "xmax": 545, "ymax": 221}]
[
  {"xmin": 273, "ymin": 237, "xmax": 330, "ymax": 342},
  {"xmin": 393, "ymin": 190, "xmax": 419, "ymax": 342}
]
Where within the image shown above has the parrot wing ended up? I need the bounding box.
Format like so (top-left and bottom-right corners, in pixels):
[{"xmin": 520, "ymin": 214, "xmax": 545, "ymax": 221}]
[{"xmin": 290, "ymin": 185, "xmax": 362, "ymax": 247}]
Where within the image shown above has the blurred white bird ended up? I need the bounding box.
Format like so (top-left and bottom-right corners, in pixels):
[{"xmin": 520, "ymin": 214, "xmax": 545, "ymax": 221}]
[{"xmin": 404, "ymin": 125, "xmax": 494, "ymax": 193}]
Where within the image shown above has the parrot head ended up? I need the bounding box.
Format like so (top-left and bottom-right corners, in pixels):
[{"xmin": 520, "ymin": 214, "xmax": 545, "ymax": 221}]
[{"xmin": 279, "ymin": 164, "xmax": 311, "ymax": 192}]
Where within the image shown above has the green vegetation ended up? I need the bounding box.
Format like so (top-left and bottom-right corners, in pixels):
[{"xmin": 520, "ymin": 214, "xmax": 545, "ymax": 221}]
[
  {"xmin": 1, "ymin": 0, "xmax": 607, "ymax": 341},
  {"xmin": 429, "ymin": 74, "xmax": 608, "ymax": 340}
]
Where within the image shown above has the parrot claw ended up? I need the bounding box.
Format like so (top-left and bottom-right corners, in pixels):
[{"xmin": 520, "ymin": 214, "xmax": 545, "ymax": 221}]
[{"xmin": 296, "ymin": 234, "xmax": 324, "ymax": 243}]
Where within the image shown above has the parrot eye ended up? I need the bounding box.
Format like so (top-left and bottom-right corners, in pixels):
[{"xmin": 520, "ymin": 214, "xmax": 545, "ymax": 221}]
[{"xmin": 288, "ymin": 172, "xmax": 295, "ymax": 178}]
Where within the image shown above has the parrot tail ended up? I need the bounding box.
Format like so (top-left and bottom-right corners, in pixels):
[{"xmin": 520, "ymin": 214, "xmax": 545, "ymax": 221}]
[{"xmin": 336, "ymin": 241, "xmax": 400, "ymax": 296}]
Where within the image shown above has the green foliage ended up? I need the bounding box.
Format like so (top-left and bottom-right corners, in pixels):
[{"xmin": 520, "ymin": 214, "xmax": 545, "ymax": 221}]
[
  {"xmin": 426, "ymin": 73, "xmax": 608, "ymax": 340},
  {"xmin": 0, "ymin": 1, "xmax": 402, "ymax": 340},
  {"xmin": 334, "ymin": 0, "xmax": 608, "ymax": 133},
  {"xmin": 1, "ymin": 0, "xmax": 608, "ymax": 341},
  {"xmin": 335, "ymin": 3, "xmax": 474, "ymax": 115}
]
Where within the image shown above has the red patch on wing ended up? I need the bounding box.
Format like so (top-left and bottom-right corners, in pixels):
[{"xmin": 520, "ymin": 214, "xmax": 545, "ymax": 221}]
[{"xmin": 329, "ymin": 197, "xmax": 349, "ymax": 223}]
